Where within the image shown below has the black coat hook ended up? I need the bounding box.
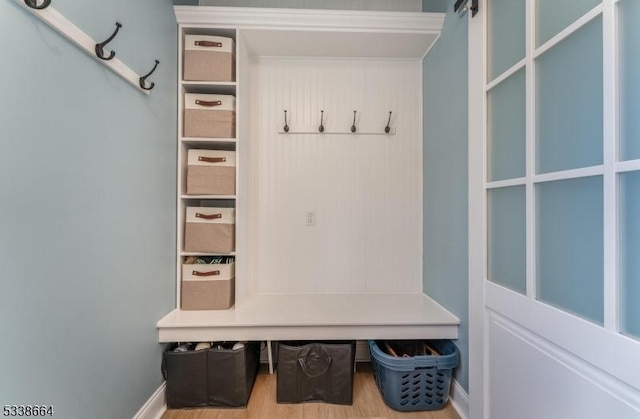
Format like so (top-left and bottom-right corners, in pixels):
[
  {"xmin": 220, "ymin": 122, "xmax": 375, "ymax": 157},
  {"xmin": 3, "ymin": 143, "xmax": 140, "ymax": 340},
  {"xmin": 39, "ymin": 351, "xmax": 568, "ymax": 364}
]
[
  {"xmin": 24, "ymin": 0, "xmax": 51, "ymax": 9},
  {"xmin": 385, "ymin": 111, "xmax": 392, "ymax": 133},
  {"xmin": 284, "ymin": 110, "xmax": 289, "ymax": 133},
  {"xmin": 351, "ymin": 110, "xmax": 357, "ymax": 133},
  {"xmin": 319, "ymin": 110, "xmax": 325, "ymax": 133},
  {"xmin": 139, "ymin": 59, "xmax": 159, "ymax": 91},
  {"xmin": 95, "ymin": 22, "xmax": 122, "ymax": 61}
]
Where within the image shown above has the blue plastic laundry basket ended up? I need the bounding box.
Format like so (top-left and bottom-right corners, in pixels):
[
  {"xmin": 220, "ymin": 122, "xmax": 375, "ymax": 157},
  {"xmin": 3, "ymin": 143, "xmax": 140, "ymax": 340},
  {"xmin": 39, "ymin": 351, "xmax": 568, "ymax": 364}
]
[{"xmin": 369, "ymin": 340, "xmax": 459, "ymax": 412}]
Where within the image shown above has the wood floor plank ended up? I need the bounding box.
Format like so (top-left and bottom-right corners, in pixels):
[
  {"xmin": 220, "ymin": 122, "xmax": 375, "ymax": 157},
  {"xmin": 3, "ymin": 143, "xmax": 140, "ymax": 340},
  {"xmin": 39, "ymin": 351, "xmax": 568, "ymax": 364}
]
[
  {"xmin": 352, "ymin": 364, "xmax": 394, "ymax": 418},
  {"xmin": 162, "ymin": 364, "xmax": 459, "ymax": 419},
  {"xmin": 432, "ymin": 404, "xmax": 460, "ymax": 419},
  {"xmin": 249, "ymin": 370, "xmax": 303, "ymax": 419},
  {"xmin": 245, "ymin": 371, "xmax": 269, "ymax": 418}
]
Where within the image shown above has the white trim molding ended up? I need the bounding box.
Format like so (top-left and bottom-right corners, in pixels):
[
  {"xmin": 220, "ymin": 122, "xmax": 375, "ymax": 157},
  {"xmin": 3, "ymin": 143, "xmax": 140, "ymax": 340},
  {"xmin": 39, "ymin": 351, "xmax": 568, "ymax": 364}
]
[
  {"xmin": 132, "ymin": 383, "xmax": 166, "ymax": 419},
  {"xmin": 450, "ymin": 378, "xmax": 470, "ymax": 419},
  {"xmin": 467, "ymin": 2, "xmax": 486, "ymax": 418},
  {"xmin": 174, "ymin": 6, "xmax": 444, "ymax": 33},
  {"xmin": 174, "ymin": 6, "xmax": 444, "ymax": 60}
]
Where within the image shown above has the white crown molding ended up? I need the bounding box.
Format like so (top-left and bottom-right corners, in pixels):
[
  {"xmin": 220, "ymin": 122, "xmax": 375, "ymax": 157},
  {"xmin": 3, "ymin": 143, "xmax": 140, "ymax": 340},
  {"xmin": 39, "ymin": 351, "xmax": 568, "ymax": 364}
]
[{"xmin": 174, "ymin": 6, "xmax": 444, "ymax": 34}]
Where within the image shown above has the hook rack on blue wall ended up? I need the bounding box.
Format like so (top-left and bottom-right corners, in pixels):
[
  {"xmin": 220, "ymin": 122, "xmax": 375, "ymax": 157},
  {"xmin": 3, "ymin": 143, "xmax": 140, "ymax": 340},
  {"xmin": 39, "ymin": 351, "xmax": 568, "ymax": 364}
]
[
  {"xmin": 139, "ymin": 60, "xmax": 160, "ymax": 91},
  {"xmin": 15, "ymin": 0, "xmax": 157, "ymax": 95},
  {"xmin": 95, "ymin": 22, "xmax": 122, "ymax": 61}
]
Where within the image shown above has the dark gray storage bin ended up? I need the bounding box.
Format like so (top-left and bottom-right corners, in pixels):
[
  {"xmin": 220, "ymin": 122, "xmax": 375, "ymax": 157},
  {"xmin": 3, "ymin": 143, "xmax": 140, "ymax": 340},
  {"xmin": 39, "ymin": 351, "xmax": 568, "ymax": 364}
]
[
  {"xmin": 163, "ymin": 345, "xmax": 208, "ymax": 408},
  {"xmin": 163, "ymin": 342, "xmax": 260, "ymax": 408},
  {"xmin": 277, "ymin": 341, "xmax": 356, "ymax": 405}
]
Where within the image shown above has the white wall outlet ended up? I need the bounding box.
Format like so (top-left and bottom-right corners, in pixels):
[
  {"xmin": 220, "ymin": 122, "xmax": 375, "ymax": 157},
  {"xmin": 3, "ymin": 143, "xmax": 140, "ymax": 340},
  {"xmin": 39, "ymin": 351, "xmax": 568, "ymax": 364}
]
[{"xmin": 305, "ymin": 211, "xmax": 316, "ymax": 226}]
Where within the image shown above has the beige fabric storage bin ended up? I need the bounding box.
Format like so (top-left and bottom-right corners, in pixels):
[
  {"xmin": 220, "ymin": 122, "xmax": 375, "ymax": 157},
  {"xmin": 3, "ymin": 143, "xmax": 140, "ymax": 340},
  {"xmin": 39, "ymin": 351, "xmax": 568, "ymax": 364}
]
[
  {"xmin": 181, "ymin": 261, "xmax": 235, "ymax": 310},
  {"xmin": 184, "ymin": 35, "xmax": 235, "ymax": 82},
  {"xmin": 184, "ymin": 207, "xmax": 235, "ymax": 253},
  {"xmin": 184, "ymin": 94, "xmax": 236, "ymax": 138},
  {"xmin": 187, "ymin": 149, "xmax": 236, "ymax": 195}
]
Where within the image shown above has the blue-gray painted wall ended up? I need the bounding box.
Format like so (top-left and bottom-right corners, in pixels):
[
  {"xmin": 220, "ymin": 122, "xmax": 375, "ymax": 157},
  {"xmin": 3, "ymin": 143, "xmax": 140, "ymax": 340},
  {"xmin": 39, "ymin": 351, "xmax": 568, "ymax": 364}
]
[
  {"xmin": 422, "ymin": 0, "xmax": 470, "ymax": 392},
  {"xmin": 423, "ymin": 0, "xmax": 450, "ymax": 12},
  {"xmin": 0, "ymin": 1, "xmax": 177, "ymax": 418}
]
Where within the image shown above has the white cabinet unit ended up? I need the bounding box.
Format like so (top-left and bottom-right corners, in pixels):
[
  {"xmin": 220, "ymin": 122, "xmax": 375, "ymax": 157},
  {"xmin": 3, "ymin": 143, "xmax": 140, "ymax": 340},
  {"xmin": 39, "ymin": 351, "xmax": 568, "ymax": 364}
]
[
  {"xmin": 176, "ymin": 26, "xmax": 238, "ymax": 314},
  {"xmin": 158, "ymin": 6, "xmax": 459, "ymax": 342}
]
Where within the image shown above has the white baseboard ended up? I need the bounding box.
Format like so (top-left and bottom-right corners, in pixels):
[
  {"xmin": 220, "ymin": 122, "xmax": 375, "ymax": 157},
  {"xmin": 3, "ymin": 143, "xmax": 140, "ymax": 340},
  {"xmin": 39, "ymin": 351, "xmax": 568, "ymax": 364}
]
[
  {"xmin": 449, "ymin": 378, "xmax": 469, "ymax": 419},
  {"xmin": 132, "ymin": 382, "xmax": 167, "ymax": 419}
]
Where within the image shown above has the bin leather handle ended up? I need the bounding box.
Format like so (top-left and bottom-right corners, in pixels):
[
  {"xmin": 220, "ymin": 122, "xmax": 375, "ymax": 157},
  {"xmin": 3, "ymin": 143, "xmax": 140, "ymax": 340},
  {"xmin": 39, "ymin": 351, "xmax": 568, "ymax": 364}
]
[
  {"xmin": 195, "ymin": 212, "xmax": 222, "ymax": 220},
  {"xmin": 198, "ymin": 156, "xmax": 226, "ymax": 163},
  {"xmin": 298, "ymin": 345, "xmax": 332, "ymax": 378},
  {"xmin": 194, "ymin": 40, "xmax": 223, "ymax": 47},
  {"xmin": 192, "ymin": 270, "xmax": 220, "ymax": 277},
  {"xmin": 195, "ymin": 100, "xmax": 222, "ymax": 107}
]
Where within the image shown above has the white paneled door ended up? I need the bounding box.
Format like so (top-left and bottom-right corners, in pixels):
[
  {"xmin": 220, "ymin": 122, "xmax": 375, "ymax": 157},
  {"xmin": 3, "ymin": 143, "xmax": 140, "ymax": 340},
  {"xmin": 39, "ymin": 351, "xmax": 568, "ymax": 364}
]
[{"xmin": 469, "ymin": 1, "xmax": 640, "ymax": 418}]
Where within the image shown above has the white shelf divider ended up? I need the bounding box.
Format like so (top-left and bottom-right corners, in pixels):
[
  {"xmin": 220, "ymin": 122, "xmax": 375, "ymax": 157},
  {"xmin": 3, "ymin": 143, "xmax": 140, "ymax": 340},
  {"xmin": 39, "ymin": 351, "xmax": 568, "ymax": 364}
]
[{"xmin": 15, "ymin": 0, "xmax": 152, "ymax": 95}]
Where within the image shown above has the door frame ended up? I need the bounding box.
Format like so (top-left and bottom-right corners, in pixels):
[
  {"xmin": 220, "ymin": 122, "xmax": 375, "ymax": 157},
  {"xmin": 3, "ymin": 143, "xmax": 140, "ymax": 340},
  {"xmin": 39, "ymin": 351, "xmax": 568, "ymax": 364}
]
[
  {"xmin": 468, "ymin": 2, "xmax": 486, "ymax": 417},
  {"xmin": 468, "ymin": 1, "xmax": 640, "ymax": 418}
]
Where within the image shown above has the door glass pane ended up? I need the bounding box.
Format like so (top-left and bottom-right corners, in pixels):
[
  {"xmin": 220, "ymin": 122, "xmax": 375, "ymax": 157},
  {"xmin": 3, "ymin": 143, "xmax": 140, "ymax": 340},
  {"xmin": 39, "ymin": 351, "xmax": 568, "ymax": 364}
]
[
  {"xmin": 488, "ymin": 0, "xmax": 525, "ymax": 81},
  {"xmin": 536, "ymin": 17, "xmax": 603, "ymax": 174},
  {"xmin": 488, "ymin": 69, "xmax": 526, "ymax": 182},
  {"xmin": 536, "ymin": 176, "xmax": 603, "ymax": 324},
  {"xmin": 536, "ymin": 0, "xmax": 601, "ymax": 46},
  {"xmin": 620, "ymin": 171, "xmax": 640, "ymax": 340},
  {"xmin": 619, "ymin": 0, "xmax": 640, "ymax": 161},
  {"xmin": 488, "ymin": 186, "xmax": 526, "ymax": 294}
]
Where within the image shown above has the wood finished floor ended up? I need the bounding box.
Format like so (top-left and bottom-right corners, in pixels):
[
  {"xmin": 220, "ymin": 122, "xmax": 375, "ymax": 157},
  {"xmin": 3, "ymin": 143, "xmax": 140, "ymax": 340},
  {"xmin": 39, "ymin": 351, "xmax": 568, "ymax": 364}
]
[{"xmin": 162, "ymin": 364, "xmax": 460, "ymax": 419}]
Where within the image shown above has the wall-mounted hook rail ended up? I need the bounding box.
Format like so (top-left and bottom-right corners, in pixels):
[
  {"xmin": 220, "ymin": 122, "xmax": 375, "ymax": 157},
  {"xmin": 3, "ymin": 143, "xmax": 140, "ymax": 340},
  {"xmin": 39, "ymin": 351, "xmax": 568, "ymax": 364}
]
[
  {"xmin": 14, "ymin": 0, "xmax": 153, "ymax": 94},
  {"xmin": 24, "ymin": 0, "xmax": 51, "ymax": 10},
  {"xmin": 277, "ymin": 110, "xmax": 396, "ymax": 135},
  {"xmin": 95, "ymin": 22, "xmax": 122, "ymax": 61},
  {"xmin": 139, "ymin": 59, "xmax": 159, "ymax": 91},
  {"xmin": 277, "ymin": 128, "xmax": 395, "ymax": 136},
  {"xmin": 385, "ymin": 111, "xmax": 392, "ymax": 134},
  {"xmin": 351, "ymin": 110, "xmax": 357, "ymax": 133}
]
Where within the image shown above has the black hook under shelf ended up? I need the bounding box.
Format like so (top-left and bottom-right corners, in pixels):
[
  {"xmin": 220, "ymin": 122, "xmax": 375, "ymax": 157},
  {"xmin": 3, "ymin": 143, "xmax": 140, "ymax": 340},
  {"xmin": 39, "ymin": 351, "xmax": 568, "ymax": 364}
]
[
  {"xmin": 95, "ymin": 22, "xmax": 122, "ymax": 61},
  {"xmin": 24, "ymin": 0, "xmax": 51, "ymax": 10},
  {"xmin": 351, "ymin": 110, "xmax": 357, "ymax": 133},
  {"xmin": 385, "ymin": 111, "xmax": 392, "ymax": 134},
  {"xmin": 283, "ymin": 110, "xmax": 289, "ymax": 133},
  {"xmin": 139, "ymin": 59, "xmax": 159, "ymax": 91},
  {"xmin": 319, "ymin": 110, "xmax": 325, "ymax": 133}
]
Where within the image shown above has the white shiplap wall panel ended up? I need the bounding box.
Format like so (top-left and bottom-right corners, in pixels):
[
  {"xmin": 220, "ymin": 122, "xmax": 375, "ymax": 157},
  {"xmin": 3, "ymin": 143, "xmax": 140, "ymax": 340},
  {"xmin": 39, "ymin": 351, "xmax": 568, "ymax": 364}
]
[{"xmin": 249, "ymin": 57, "xmax": 422, "ymax": 294}]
